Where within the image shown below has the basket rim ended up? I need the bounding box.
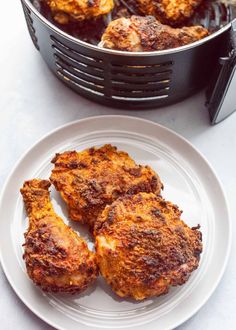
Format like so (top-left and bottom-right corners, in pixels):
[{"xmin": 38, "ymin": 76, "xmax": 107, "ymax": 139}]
[{"xmin": 22, "ymin": 0, "xmax": 231, "ymax": 56}]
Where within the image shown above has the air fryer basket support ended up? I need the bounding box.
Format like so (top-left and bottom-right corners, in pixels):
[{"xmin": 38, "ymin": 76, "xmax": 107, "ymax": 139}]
[
  {"xmin": 207, "ymin": 19, "xmax": 236, "ymax": 124},
  {"xmin": 21, "ymin": 0, "xmax": 235, "ymax": 123}
]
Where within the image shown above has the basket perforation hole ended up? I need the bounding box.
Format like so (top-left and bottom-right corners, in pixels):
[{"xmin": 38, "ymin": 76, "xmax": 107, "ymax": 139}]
[
  {"xmin": 111, "ymin": 95, "xmax": 168, "ymax": 101},
  {"xmin": 22, "ymin": 3, "xmax": 39, "ymax": 50},
  {"xmin": 52, "ymin": 46, "xmax": 104, "ymax": 72},
  {"xmin": 112, "ymin": 81, "xmax": 170, "ymax": 92},
  {"xmin": 56, "ymin": 63, "xmax": 104, "ymax": 89},
  {"xmin": 51, "ymin": 36, "xmax": 103, "ymax": 63},
  {"xmin": 111, "ymin": 62, "xmax": 173, "ymax": 68},
  {"xmin": 111, "ymin": 68, "xmax": 172, "ymax": 75},
  {"xmin": 111, "ymin": 79, "xmax": 171, "ymax": 85},
  {"xmin": 111, "ymin": 87, "xmax": 169, "ymax": 98},
  {"xmin": 24, "ymin": 4, "xmax": 31, "ymax": 14},
  {"xmin": 57, "ymin": 70, "xmax": 105, "ymax": 97},
  {"xmin": 25, "ymin": 16, "xmax": 36, "ymax": 34},
  {"xmin": 53, "ymin": 53, "xmax": 105, "ymax": 83},
  {"xmin": 112, "ymin": 71, "xmax": 172, "ymax": 77},
  {"xmin": 111, "ymin": 72, "xmax": 172, "ymax": 84},
  {"xmin": 56, "ymin": 64, "xmax": 104, "ymax": 93},
  {"xmin": 109, "ymin": 60, "xmax": 172, "ymax": 99},
  {"xmin": 55, "ymin": 59, "xmax": 104, "ymax": 82},
  {"xmin": 24, "ymin": 11, "xmax": 34, "ymax": 25}
]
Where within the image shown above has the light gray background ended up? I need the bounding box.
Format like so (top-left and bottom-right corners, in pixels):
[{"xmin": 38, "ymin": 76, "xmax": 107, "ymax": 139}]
[{"xmin": 0, "ymin": 1, "xmax": 235, "ymax": 329}]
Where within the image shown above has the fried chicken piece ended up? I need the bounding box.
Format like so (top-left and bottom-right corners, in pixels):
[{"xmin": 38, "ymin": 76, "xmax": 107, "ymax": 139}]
[
  {"xmin": 44, "ymin": 0, "xmax": 114, "ymax": 24},
  {"xmin": 95, "ymin": 192, "xmax": 202, "ymax": 300},
  {"xmin": 99, "ymin": 15, "xmax": 208, "ymax": 51},
  {"xmin": 50, "ymin": 144, "xmax": 162, "ymax": 229},
  {"xmin": 137, "ymin": 0, "xmax": 203, "ymax": 26},
  {"xmin": 21, "ymin": 179, "xmax": 98, "ymax": 293}
]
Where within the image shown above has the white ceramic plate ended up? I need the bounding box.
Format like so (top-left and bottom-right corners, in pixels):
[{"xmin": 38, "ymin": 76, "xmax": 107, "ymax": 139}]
[{"xmin": 0, "ymin": 115, "xmax": 231, "ymax": 330}]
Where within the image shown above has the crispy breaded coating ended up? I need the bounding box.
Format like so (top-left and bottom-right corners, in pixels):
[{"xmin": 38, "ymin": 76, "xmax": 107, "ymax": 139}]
[
  {"xmin": 137, "ymin": 0, "xmax": 203, "ymax": 26},
  {"xmin": 50, "ymin": 144, "xmax": 162, "ymax": 229},
  {"xmin": 21, "ymin": 179, "xmax": 98, "ymax": 293},
  {"xmin": 95, "ymin": 192, "xmax": 202, "ymax": 300},
  {"xmin": 44, "ymin": 0, "xmax": 114, "ymax": 24},
  {"xmin": 99, "ymin": 15, "xmax": 208, "ymax": 51}
]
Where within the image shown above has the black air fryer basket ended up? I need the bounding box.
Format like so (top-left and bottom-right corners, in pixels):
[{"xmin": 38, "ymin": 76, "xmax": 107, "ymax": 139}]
[{"xmin": 21, "ymin": 0, "xmax": 236, "ymax": 123}]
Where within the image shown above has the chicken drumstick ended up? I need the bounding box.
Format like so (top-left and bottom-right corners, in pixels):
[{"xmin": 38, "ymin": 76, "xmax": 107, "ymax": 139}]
[{"xmin": 21, "ymin": 179, "xmax": 98, "ymax": 293}]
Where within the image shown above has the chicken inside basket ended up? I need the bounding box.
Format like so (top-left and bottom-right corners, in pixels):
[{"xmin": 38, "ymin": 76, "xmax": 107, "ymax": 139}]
[{"xmin": 33, "ymin": 0, "xmax": 219, "ymax": 50}]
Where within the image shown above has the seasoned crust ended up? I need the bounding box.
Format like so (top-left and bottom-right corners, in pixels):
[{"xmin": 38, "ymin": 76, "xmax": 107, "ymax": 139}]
[
  {"xmin": 137, "ymin": 0, "xmax": 203, "ymax": 26},
  {"xmin": 45, "ymin": 0, "xmax": 114, "ymax": 24},
  {"xmin": 132, "ymin": 16, "xmax": 208, "ymax": 50},
  {"xmin": 100, "ymin": 16, "xmax": 208, "ymax": 51},
  {"xmin": 95, "ymin": 192, "xmax": 202, "ymax": 300},
  {"xmin": 50, "ymin": 144, "xmax": 163, "ymax": 228},
  {"xmin": 21, "ymin": 179, "xmax": 98, "ymax": 294}
]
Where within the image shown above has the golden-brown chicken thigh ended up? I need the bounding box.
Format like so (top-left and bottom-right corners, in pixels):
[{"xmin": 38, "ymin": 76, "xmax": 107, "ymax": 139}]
[
  {"xmin": 50, "ymin": 144, "xmax": 162, "ymax": 229},
  {"xmin": 95, "ymin": 192, "xmax": 202, "ymax": 300},
  {"xmin": 99, "ymin": 15, "xmax": 208, "ymax": 51},
  {"xmin": 137, "ymin": 0, "xmax": 203, "ymax": 26},
  {"xmin": 21, "ymin": 179, "xmax": 98, "ymax": 293},
  {"xmin": 44, "ymin": 0, "xmax": 114, "ymax": 24}
]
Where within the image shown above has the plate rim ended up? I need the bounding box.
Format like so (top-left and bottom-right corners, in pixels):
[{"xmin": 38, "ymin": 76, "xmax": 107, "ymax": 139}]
[{"xmin": 0, "ymin": 115, "xmax": 232, "ymax": 330}]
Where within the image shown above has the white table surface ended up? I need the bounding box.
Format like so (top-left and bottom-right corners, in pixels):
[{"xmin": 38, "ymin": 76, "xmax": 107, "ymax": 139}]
[{"xmin": 1, "ymin": 1, "xmax": 236, "ymax": 329}]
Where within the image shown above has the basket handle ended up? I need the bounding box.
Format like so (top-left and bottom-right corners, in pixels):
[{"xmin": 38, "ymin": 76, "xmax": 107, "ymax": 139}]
[{"xmin": 206, "ymin": 19, "xmax": 236, "ymax": 124}]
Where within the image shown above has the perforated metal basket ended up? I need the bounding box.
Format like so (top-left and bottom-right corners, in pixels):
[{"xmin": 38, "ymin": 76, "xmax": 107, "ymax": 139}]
[{"xmin": 21, "ymin": 0, "xmax": 235, "ymax": 113}]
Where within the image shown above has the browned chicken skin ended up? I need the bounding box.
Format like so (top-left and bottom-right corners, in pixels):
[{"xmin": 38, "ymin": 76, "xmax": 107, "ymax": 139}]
[
  {"xmin": 44, "ymin": 0, "xmax": 114, "ymax": 24},
  {"xmin": 95, "ymin": 192, "xmax": 202, "ymax": 300},
  {"xmin": 21, "ymin": 179, "xmax": 98, "ymax": 293},
  {"xmin": 100, "ymin": 15, "xmax": 208, "ymax": 51},
  {"xmin": 50, "ymin": 144, "xmax": 162, "ymax": 229},
  {"xmin": 137, "ymin": 0, "xmax": 203, "ymax": 26}
]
